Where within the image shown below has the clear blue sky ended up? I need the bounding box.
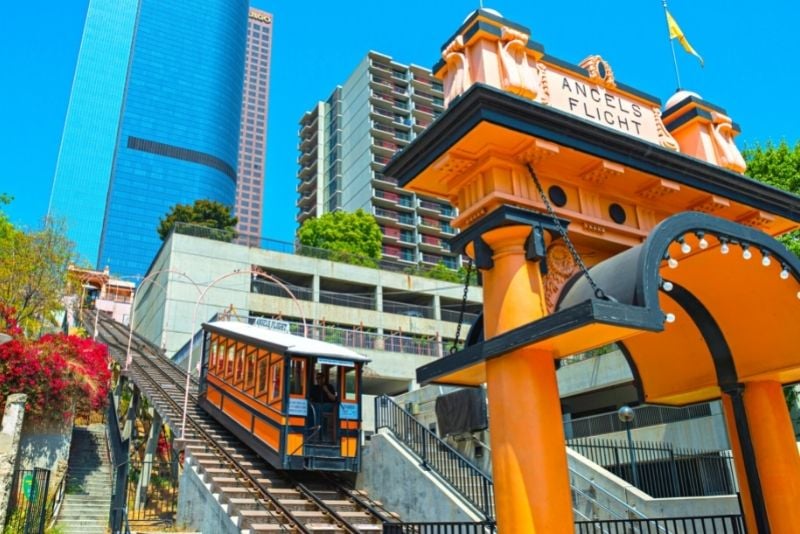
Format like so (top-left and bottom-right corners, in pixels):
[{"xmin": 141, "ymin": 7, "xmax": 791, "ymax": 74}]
[{"xmin": 1, "ymin": 1, "xmax": 797, "ymax": 243}]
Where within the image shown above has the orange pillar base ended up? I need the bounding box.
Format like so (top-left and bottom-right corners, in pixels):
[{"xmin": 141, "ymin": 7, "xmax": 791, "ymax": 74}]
[
  {"xmin": 486, "ymin": 348, "xmax": 573, "ymax": 533},
  {"xmin": 743, "ymin": 381, "xmax": 800, "ymax": 533}
]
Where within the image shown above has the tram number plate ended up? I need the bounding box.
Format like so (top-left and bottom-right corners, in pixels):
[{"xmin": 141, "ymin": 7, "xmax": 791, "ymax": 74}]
[{"xmin": 288, "ymin": 398, "xmax": 308, "ymax": 416}]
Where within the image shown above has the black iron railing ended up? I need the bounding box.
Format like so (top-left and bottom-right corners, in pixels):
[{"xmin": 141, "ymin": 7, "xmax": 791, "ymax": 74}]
[
  {"xmin": 568, "ymin": 437, "xmax": 737, "ymax": 498},
  {"xmin": 565, "ymin": 403, "xmax": 713, "ymax": 439},
  {"xmin": 127, "ymin": 459, "xmax": 178, "ymax": 524},
  {"xmin": 5, "ymin": 468, "xmax": 50, "ymax": 534},
  {"xmin": 384, "ymin": 522, "xmax": 495, "ymax": 533},
  {"xmin": 575, "ymin": 515, "xmax": 745, "ymax": 533},
  {"xmin": 375, "ymin": 395, "xmax": 495, "ymax": 521},
  {"xmin": 107, "ymin": 391, "xmax": 130, "ymax": 534}
]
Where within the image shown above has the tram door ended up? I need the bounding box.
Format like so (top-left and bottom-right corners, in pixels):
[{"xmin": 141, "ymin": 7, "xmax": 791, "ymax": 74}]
[{"xmin": 309, "ymin": 363, "xmax": 339, "ymax": 444}]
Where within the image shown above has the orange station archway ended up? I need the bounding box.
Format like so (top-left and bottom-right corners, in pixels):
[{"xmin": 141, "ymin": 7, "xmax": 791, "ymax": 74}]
[{"xmin": 384, "ymin": 9, "xmax": 800, "ymax": 533}]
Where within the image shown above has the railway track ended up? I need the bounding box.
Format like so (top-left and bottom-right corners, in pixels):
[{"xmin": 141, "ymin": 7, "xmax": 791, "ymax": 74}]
[{"xmin": 86, "ymin": 311, "xmax": 398, "ymax": 533}]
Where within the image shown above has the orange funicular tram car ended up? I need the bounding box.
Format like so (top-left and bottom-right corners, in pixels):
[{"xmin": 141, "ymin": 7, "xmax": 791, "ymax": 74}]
[{"xmin": 198, "ymin": 320, "xmax": 369, "ymax": 472}]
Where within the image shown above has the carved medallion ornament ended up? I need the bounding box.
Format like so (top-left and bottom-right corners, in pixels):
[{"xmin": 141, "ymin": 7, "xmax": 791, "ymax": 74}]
[
  {"xmin": 579, "ymin": 55, "xmax": 616, "ymax": 88},
  {"xmin": 543, "ymin": 241, "xmax": 580, "ymax": 313}
]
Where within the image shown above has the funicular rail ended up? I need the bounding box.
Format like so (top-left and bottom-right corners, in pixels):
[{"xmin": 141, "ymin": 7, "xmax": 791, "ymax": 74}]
[{"xmin": 86, "ymin": 311, "xmax": 393, "ymax": 532}]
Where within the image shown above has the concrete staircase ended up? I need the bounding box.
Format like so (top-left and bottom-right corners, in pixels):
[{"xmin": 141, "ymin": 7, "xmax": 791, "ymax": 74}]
[{"xmin": 55, "ymin": 424, "xmax": 112, "ymax": 533}]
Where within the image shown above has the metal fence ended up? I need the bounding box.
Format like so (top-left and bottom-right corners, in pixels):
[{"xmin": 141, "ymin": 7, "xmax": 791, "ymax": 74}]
[
  {"xmin": 127, "ymin": 459, "xmax": 178, "ymax": 524},
  {"xmin": 5, "ymin": 468, "xmax": 50, "ymax": 534},
  {"xmin": 375, "ymin": 395, "xmax": 495, "ymax": 521},
  {"xmin": 277, "ymin": 319, "xmax": 447, "ymax": 357},
  {"xmin": 565, "ymin": 404, "xmax": 713, "ymax": 439},
  {"xmin": 567, "ymin": 438, "xmax": 737, "ymax": 498},
  {"xmin": 384, "ymin": 522, "xmax": 496, "ymax": 533},
  {"xmin": 574, "ymin": 515, "xmax": 745, "ymax": 533}
]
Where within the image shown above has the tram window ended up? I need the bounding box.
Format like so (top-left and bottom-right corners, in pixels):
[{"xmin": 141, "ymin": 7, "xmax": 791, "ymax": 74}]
[
  {"xmin": 234, "ymin": 344, "xmax": 246, "ymax": 385},
  {"xmin": 245, "ymin": 349, "xmax": 257, "ymax": 389},
  {"xmin": 209, "ymin": 337, "xmax": 218, "ymax": 369},
  {"xmin": 342, "ymin": 368, "xmax": 357, "ymax": 401},
  {"xmin": 217, "ymin": 339, "xmax": 228, "ymax": 374},
  {"xmin": 226, "ymin": 345, "xmax": 236, "ymax": 378},
  {"xmin": 269, "ymin": 360, "xmax": 283, "ymax": 403},
  {"xmin": 289, "ymin": 358, "xmax": 306, "ymax": 396},
  {"xmin": 256, "ymin": 357, "xmax": 269, "ymax": 397}
]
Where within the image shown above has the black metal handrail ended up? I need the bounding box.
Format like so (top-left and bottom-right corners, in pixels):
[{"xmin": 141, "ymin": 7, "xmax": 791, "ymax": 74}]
[
  {"xmin": 106, "ymin": 391, "xmax": 131, "ymax": 534},
  {"xmin": 575, "ymin": 514, "xmax": 745, "ymax": 533},
  {"xmin": 375, "ymin": 395, "xmax": 495, "ymax": 521},
  {"xmin": 568, "ymin": 437, "xmax": 737, "ymax": 498},
  {"xmin": 384, "ymin": 522, "xmax": 495, "ymax": 533}
]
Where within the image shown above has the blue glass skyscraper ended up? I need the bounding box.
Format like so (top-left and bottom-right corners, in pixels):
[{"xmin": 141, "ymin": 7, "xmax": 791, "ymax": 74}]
[{"xmin": 49, "ymin": 0, "xmax": 248, "ymax": 277}]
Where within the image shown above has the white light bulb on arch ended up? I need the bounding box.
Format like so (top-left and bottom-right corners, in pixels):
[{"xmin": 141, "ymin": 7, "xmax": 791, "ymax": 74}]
[
  {"xmin": 762, "ymin": 255, "xmax": 772, "ymax": 267},
  {"xmin": 698, "ymin": 237, "xmax": 709, "ymax": 249},
  {"xmin": 780, "ymin": 268, "xmax": 790, "ymax": 280},
  {"xmin": 662, "ymin": 280, "xmax": 674, "ymax": 292},
  {"xmin": 720, "ymin": 242, "xmax": 730, "ymax": 255},
  {"xmin": 680, "ymin": 241, "xmax": 692, "ymax": 254},
  {"xmin": 665, "ymin": 313, "xmax": 676, "ymax": 323},
  {"xmin": 742, "ymin": 248, "xmax": 752, "ymax": 261},
  {"xmin": 668, "ymin": 258, "xmax": 679, "ymax": 269}
]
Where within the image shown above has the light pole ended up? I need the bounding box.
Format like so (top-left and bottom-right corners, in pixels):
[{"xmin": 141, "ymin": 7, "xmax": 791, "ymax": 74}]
[
  {"xmin": 179, "ymin": 268, "xmax": 308, "ymax": 438},
  {"xmin": 125, "ymin": 270, "xmax": 201, "ymax": 371},
  {"xmin": 618, "ymin": 405, "xmax": 640, "ymax": 488}
]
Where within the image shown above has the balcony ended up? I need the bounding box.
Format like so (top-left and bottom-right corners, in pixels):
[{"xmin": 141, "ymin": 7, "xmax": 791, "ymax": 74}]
[
  {"xmin": 298, "ymin": 162, "xmax": 316, "ymax": 180},
  {"xmin": 373, "ymin": 138, "xmax": 399, "ymax": 154},
  {"xmin": 371, "ymin": 61, "xmax": 392, "ymax": 74},
  {"xmin": 372, "ymin": 155, "xmax": 393, "ymax": 168},
  {"xmin": 374, "ymin": 189, "xmax": 401, "ymax": 207},
  {"xmin": 397, "ymin": 213, "xmax": 416, "ymax": 227},
  {"xmin": 371, "ymin": 75, "xmax": 394, "ymax": 89},
  {"xmin": 372, "ymin": 173, "xmax": 400, "ymax": 188},
  {"xmin": 371, "ymin": 106, "xmax": 395, "ymax": 120},
  {"xmin": 374, "ymin": 207, "xmax": 399, "ymax": 222},
  {"xmin": 397, "ymin": 196, "xmax": 414, "ymax": 210},
  {"xmin": 382, "ymin": 226, "xmax": 401, "ymax": 242},
  {"xmin": 297, "ymin": 176, "xmax": 316, "ymax": 193},
  {"xmin": 419, "ymin": 234, "xmax": 444, "ymax": 251}
]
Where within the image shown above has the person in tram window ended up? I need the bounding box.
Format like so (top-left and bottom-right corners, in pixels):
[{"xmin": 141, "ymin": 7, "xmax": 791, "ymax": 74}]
[
  {"xmin": 311, "ymin": 369, "xmax": 337, "ymax": 403},
  {"xmin": 310, "ymin": 367, "xmax": 337, "ymax": 442}
]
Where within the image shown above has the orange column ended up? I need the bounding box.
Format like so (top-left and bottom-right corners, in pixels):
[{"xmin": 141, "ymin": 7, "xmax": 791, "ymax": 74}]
[
  {"xmin": 480, "ymin": 226, "xmax": 573, "ymax": 533},
  {"xmin": 742, "ymin": 381, "xmax": 800, "ymax": 532},
  {"xmin": 720, "ymin": 393, "xmax": 758, "ymax": 534}
]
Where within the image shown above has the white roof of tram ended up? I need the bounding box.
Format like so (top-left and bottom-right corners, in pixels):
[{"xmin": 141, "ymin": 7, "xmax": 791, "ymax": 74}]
[{"xmin": 203, "ymin": 320, "xmax": 371, "ymax": 363}]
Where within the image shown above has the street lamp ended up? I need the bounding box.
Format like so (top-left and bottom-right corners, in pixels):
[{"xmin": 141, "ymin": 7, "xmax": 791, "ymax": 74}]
[
  {"xmin": 618, "ymin": 405, "xmax": 640, "ymax": 488},
  {"xmin": 125, "ymin": 270, "xmax": 201, "ymax": 371},
  {"xmin": 179, "ymin": 268, "xmax": 308, "ymax": 438}
]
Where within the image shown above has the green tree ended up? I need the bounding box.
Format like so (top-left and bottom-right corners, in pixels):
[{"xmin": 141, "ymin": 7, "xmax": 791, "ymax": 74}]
[
  {"xmin": 157, "ymin": 199, "xmax": 238, "ymax": 241},
  {"xmin": 0, "ymin": 194, "xmax": 13, "ymax": 242},
  {"xmin": 0, "ymin": 215, "xmax": 75, "ymax": 335},
  {"xmin": 297, "ymin": 210, "xmax": 382, "ymax": 266},
  {"xmin": 744, "ymin": 140, "xmax": 800, "ymax": 257}
]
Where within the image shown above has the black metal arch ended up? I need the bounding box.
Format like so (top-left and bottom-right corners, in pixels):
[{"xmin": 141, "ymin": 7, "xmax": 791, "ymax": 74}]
[{"xmin": 557, "ymin": 211, "xmax": 800, "ymax": 313}]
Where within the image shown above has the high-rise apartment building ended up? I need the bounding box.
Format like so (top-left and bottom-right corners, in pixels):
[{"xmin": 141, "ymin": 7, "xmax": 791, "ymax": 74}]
[
  {"xmin": 235, "ymin": 9, "xmax": 273, "ymax": 243},
  {"xmin": 297, "ymin": 52, "xmax": 458, "ymax": 269},
  {"xmin": 49, "ymin": 0, "xmax": 249, "ymax": 276}
]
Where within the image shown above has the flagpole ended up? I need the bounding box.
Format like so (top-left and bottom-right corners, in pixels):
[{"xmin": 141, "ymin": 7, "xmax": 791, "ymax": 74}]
[{"xmin": 662, "ymin": 0, "xmax": 682, "ymax": 90}]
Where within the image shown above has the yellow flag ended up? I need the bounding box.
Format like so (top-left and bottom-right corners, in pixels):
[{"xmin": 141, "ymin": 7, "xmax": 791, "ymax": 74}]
[{"xmin": 666, "ymin": 10, "xmax": 704, "ymax": 67}]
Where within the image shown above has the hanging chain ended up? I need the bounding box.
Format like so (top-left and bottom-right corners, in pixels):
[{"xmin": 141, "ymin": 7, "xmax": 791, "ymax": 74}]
[
  {"xmin": 525, "ymin": 162, "xmax": 611, "ymax": 301},
  {"xmin": 450, "ymin": 257, "xmax": 473, "ymax": 355}
]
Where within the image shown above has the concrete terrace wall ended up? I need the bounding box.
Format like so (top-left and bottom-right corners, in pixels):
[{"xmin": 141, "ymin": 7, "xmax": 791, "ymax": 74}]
[
  {"xmin": 18, "ymin": 417, "xmax": 73, "ymax": 490},
  {"xmin": 176, "ymin": 455, "xmax": 240, "ymax": 534},
  {"xmin": 356, "ymin": 430, "xmax": 483, "ymax": 523}
]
